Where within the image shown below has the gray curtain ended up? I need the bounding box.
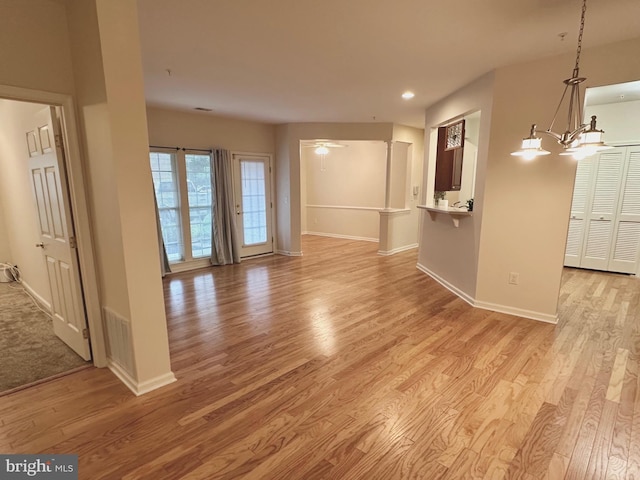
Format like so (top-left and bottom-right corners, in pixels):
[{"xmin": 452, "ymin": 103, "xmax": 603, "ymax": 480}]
[
  {"xmin": 210, "ymin": 148, "xmax": 240, "ymax": 265},
  {"xmin": 153, "ymin": 188, "xmax": 171, "ymax": 276}
]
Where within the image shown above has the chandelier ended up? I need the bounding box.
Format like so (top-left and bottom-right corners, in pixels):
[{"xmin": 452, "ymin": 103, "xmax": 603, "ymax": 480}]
[{"xmin": 511, "ymin": 0, "xmax": 611, "ymax": 161}]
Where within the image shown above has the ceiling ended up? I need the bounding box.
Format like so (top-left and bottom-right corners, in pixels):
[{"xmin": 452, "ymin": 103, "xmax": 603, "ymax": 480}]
[{"xmin": 137, "ymin": 0, "xmax": 640, "ymax": 128}]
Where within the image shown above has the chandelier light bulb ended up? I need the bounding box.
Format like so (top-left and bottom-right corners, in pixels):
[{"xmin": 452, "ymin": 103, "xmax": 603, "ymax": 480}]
[{"xmin": 315, "ymin": 145, "xmax": 329, "ymax": 155}]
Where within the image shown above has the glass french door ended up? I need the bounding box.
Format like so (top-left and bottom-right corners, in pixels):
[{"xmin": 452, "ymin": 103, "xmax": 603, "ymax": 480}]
[{"xmin": 232, "ymin": 154, "xmax": 274, "ymax": 257}]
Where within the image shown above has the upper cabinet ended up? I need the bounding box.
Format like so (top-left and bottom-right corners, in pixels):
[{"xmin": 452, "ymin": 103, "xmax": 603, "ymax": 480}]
[{"xmin": 435, "ymin": 120, "xmax": 465, "ymax": 192}]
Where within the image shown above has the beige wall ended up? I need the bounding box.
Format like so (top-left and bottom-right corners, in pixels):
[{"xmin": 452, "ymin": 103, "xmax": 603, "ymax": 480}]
[
  {"xmin": 303, "ymin": 141, "xmax": 386, "ymax": 241},
  {"xmin": 0, "ymin": 0, "xmax": 75, "ymax": 95},
  {"xmin": 146, "ymin": 106, "xmax": 276, "ymax": 153},
  {"xmin": 418, "ymin": 72, "xmax": 495, "ymax": 299},
  {"xmin": 585, "ymin": 100, "xmax": 640, "ymax": 144},
  {"xmin": 0, "ymin": 100, "xmax": 51, "ymax": 300},
  {"xmin": 0, "ymin": 196, "xmax": 10, "ymax": 263},
  {"xmin": 276, "ymin": 122, "xmax": 395, "ymax": 254},
  {"xmin": 476, "ymin": 36, "xmax": 640, "ymax": 320}
]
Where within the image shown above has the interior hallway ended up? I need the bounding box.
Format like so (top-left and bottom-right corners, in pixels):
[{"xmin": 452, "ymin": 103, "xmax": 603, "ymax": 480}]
[{"xmin": 0, "ymin": 235, "xmax": 638, "ymax": 479}]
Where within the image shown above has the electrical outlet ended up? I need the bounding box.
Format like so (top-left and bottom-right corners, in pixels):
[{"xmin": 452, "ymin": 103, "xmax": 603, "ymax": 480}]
[{"xmin": 509, "ymin": 272, "xmax": 519, "ymax": 285}]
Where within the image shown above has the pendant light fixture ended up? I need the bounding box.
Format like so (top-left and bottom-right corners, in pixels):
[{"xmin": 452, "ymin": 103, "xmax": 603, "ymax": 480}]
[{"xmin": 511, "ymin": 0, "xmax": 611, "ymax": 161}]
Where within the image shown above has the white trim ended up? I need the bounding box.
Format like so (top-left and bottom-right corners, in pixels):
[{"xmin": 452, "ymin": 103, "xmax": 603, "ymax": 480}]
[
  {"xmin": 378, "ymin": 208, "xmax": 412, "ymax": 216},
  {"xmin": 306, "ymin": 204, "xmax": 383, "ymax": 212},
  {"xmin": 416, "ymin": 263, "xmax": 476, "ymax": 306},
  {"xmin": 0, "ymin": 85, "xmax": 106, "ymax": 367},
  {"xmin": 108, "ymin": 360, "xmax": 177, "ymax": 396},
  {"xmin": 473, "ymin": 300, "xmax": 558, "ymax": 324},
  {"xmin": 416, "ymin": 263, "xmax": 558, "ymax": 324},
  {"xmin": 21, "ymin": 280, "xmax": 52, "ymax": 311},
  {"xmin": 276, "ymin": 249, "xmax": 303, "ymax": 256},
  {"xmin": 168, "ymin": 258, "xmax": 211, "ymax": 273},
  {"xmin": 304, "ymin": 231, "xmax": 378, "ymax": 243},
  {"xmin": 378, "ymin": 243, "xmax": 418, "ymax": 256}
]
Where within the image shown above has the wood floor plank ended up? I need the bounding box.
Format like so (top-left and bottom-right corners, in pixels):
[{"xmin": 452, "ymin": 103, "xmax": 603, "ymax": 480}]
[{"xmin": 0, "ymin": 237, "xmax": 638, "ymax": 479}]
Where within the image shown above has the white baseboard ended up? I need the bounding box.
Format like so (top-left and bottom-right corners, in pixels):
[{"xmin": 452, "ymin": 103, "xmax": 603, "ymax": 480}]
[
  {"xmin": 304, "ymin": 231, "xmax": 378, "ymax": 243},
  {"xmin": 21, "ymin": 280, "xmax": 51, "ymax": 311},
  {"xmin": 416, "ymin": 263, "xmax": 475, "ymax": 306},
  {"xmin": 416, "ymin": 263, "xmax": 558, "ymax": 324},
  {"xmin": 378, "ymin": 243, "xmax": 418, "ymax": 256},
  {"xmin": 473, "ymin": 301, "xmax": 558, "ymax": 324},
  {"xmin": 276, "ymin": 250, "xmax": 303, "ymax": 257},
  {"xmin": 108, "ymin": 360, "xmax": 177, "ymax": 396},
  {"xmin": 168, "ymin": 258, "xmax": 211, "ymax": 274}
]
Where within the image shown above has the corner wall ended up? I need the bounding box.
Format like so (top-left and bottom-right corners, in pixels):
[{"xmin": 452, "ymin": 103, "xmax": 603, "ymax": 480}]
[
  {"xmin": 476, "ymin": 36, "xmax": 640, "ymax": 320},
  {"xmin": 417, "ymin": 72, "xmax": 495, "ymax": 300}
]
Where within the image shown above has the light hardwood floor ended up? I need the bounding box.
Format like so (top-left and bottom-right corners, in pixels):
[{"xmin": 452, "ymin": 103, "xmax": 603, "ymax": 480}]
[{"xmin": 1, "ymin": 235, "xmax": 639, "ymax": 479}]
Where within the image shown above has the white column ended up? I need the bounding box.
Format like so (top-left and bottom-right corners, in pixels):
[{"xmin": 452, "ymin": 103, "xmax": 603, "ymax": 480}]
[{"xmin": 384, "ymin": 140, "xmax": 393, "ymax": 210}]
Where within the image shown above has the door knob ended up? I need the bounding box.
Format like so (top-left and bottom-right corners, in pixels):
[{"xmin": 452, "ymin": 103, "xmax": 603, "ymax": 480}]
[{"xmin": 35, "ymin": 242, "xmax": 45, "ymax": 248}]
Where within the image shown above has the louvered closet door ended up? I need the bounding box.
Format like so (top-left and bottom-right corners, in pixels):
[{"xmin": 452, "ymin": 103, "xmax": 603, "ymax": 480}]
[
  {"xmin": 608, "ymin": 147, "xmax": 640, "ymax": 274},
  {"xmin": 580, "ymin": 149, "xmax": 625, "ymax": 270},
  {"xmin": 565, "ymin": 157, "xmax": 594, "ymax": 267}
]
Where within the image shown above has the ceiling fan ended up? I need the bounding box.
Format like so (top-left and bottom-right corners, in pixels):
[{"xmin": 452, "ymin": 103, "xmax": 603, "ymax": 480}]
[{"xmin": 301, "ymin": 139, "xmax": 347, "ymax": 155}]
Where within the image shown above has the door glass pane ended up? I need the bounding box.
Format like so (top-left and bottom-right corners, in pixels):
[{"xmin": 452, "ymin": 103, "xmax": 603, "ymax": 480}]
[
  {"xmin": 241, "ymin": 160, "xmax": 267, "ymax": 245},
  {"xmin": 186, "ymin": 154, "xmax": 212, "ymax": 258},
  {"xmin": 150, "ymin": 152, "xmax": 183, "ymax": 262}
]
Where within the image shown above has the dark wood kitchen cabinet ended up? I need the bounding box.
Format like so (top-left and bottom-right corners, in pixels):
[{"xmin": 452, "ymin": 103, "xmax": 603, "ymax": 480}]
[{"xmin": 435, "ymin": 120, "xmax": 465, "ymax": 192}]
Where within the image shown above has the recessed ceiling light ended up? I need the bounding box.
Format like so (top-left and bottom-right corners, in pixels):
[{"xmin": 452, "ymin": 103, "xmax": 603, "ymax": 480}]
[{"xmin": 402, "ymin": 91, "xmax": 415, "ymax": 100}]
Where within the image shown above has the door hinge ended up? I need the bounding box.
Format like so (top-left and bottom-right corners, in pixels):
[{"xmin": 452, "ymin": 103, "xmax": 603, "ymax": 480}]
[
  {"xmin": 271, "ymin": 201, "xmax": 273, "ymax": 208},
  {"xmin": 69, "ymin": 236, "xmax": 77, "ymax": 248},
  {"xmin": 54, "ymin": 133, "xmax": 63, "ymax": 148},
  {"xmin": 82, "ymin": 328, "xmax": 89, "ymax": 340}
]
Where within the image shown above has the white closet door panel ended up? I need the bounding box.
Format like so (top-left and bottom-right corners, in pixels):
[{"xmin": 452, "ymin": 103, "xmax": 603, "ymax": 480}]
[
  {"xmin": 564, "ymin": 218, "xmax": 585, "ymax": 267},
  {"xmin": 565, "ymin": 157, "xmax": 593, "ymax": 267},
  {"xmin": 570, "ymin": 157, "xmax": 593, "ymax": 215},
  {"xmin": 581, "ymin": 219, "xmax": 613, "ymax": 270},
  {"xmin": 609, "ymin": 221, "xmax": 640, "ymax": 273},
  {"xmin": 590, "ymin": 151, "xmax": 624, "ymax": 218},
  {"xmin": 619, "ymin": 149, "xmax": 640, "ymax": 221}
]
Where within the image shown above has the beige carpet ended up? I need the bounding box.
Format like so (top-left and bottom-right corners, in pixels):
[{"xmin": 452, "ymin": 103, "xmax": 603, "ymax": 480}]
[{"xmin": 0, "ymin": 282, "xmax": 90, "ymax": 394}]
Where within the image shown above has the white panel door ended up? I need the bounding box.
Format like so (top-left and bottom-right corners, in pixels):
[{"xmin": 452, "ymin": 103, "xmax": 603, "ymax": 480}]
[
  {"xmin": 232, "ymin": 154, "xmax": 274, "ymax": 257},
  {"xmin": 27, "ymin": 107, "xmax": 91, "ymax": 360},
  {"xmin": 609, "ymin": 147, "xmax": 640, "ymax": 273},
  {"xmin": 580, "ymin": 150, "xmax": 625, "ymax": 271},
  {"xmin": 564, "ymin": 156, "xmax": 594, "ymax": 267}
]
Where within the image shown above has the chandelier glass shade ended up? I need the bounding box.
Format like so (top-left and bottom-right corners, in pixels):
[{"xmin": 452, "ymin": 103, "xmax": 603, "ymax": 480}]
[{"xmin": 511, "ymin": 0, "xmax": 611, "ymax": 161}]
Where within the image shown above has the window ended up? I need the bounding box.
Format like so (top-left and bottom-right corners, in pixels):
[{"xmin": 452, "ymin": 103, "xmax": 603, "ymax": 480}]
[
  {"xmin": 150, "ymin": 152, "xmax": 183, "ymax": 261},
  {"xmin": 150, "ymin": 150, "xmax": 213, "ymax": 263},
  {"xmin": 185, "ymin": 154, "xmax": 212, "ymax": 258}
]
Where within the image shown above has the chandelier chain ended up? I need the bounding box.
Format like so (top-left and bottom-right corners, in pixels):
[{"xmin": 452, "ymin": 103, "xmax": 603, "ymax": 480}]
[{"xmin": 574, "ymin": 0, "xmax": 587, "ymax": 75}]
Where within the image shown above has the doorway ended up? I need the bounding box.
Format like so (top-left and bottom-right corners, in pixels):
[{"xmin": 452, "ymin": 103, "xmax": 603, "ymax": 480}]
[
  {"xmin": 0, "ymin": 92, "xmax": 101, "ymax": 392},
  {"xmin": 232, "ymin": 153, "xmax": 275, "ymax": 258},
  {"xmin": 563, "ymin": 80, "xmax": 640, "ymax": 276}
]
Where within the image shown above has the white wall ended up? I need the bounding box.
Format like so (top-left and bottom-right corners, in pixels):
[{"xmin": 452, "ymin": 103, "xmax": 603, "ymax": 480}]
[
  {"xmin": 0, "ymin": 100, "xmax": 52, "ymax": 302},
  {"xmin": 303, "ymin": 141, "xmax": 386, "ymax": 241},
  {"xmin": 585, "ymin": 100, "xmax": 640, "ymax": 144}
]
